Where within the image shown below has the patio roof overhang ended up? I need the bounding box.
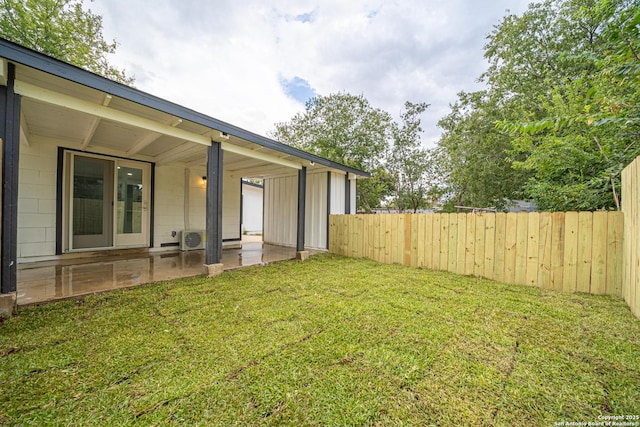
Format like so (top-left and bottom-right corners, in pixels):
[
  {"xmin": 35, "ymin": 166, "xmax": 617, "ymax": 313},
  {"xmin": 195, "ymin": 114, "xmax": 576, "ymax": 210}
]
[{"xmin": 0, "ymin": 38, "xmax": 370, "ymax": 179}]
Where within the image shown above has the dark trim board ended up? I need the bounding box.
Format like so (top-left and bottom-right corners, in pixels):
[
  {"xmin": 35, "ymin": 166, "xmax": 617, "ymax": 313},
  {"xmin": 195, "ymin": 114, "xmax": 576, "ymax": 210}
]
[
  {"xmin": 296, "ymin": 167, "xmax": 307, "ymax": 252},
  {"xmin": 238, "ymin": 178, "xmax": 242, "ymax": 239},
  {"xmin": 149, "ymin": 162, "xmax": 155, "ymax": 248},
  {"xmin": 326, "ymin": 172, "xmax": 331, "ymax": 250},
  {"xmin": 0, "ymin": 38, "xmax": 369, "ymax": 178},
  {"xmin": 261, "ymin": 180, "xmax": 266, "ymax": 242},
  {"xmin": 1, "ymin": 63, "xmax": 20, "ymax": 293},
  {"xmin": 205, "ymin": 142, "xmax": 223, "ymax": 264},
  {"xmin": 241, "ymin": 180, "xmax": 263, "ymax": 189},
  {"xmin": 345, "ymin": 174, "xmax": 351, "ymax": 215},
  {"xmin": 60, "ymin": 146, "xmax": 156, "ymax": 164},
  {"xmin": 55, "ymin": 147, "xmax": 64, "ymax": 255}
]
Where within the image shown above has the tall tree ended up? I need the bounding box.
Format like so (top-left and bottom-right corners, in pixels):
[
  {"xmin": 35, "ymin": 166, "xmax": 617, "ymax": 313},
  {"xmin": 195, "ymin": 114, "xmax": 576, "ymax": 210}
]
[
  {"xmin": 0, "ymin": 0, "xmax": 132, "ymax": 84},
  {"xmin": 271, "ymin": 93, "xmax": 394, "ymax": 211},
  {"xmin": 437, "ymin": 0, "xmax": 637, "ymax": 212},
  {"xmin": 388, "ymin": 101, "xmax": 442, "ymax": 212},
  {"xmin": 437, "ymin": 91, "xmax": 529, "ymax": 211},
  {"xmin": 497, "ymin": 0, "xmax": 639, "ymax": 211}
]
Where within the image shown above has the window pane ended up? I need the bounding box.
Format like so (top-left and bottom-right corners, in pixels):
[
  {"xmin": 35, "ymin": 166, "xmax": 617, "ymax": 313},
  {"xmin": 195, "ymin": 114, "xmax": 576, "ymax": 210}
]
[
  {"xmin": 73, "ymin": 157, "xmax": 105, "ymax": 236},
  {"xmin": 117, "ymin": 167, "xmax": 143, "ymax": 234}
]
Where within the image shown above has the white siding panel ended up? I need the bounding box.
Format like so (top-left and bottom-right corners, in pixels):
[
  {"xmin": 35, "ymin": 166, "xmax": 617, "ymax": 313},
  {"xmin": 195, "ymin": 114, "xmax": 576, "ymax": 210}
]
[
  {"xmin": 264, "ymin": 175, "xmax": 297, "ymax": 247},
  {"xmin": 184, "ymin": 167, "xmax": 240, "ymax": 241},
  {"xmin": 154, "ymin": 164, "xmax": 185, "ymax": 247},
  {"xmin": 188, "ymin": 166, "xmax": 206, "ymax": 231},
  {"xmin": 330, "ymin": 172, "xmax": 346, "ymax": 214},
  {"xmin": 242, "ymin": 184, "xmax": 263, "ymax": 234},
  {"xmin": 222, "ymin": 173, "xmax": 241, "ymax": 240},
  {"xmin": 17, "ymin": 139, "xmax": 58, "ymax": 258},
  {"xmin": 305, "ymin": 172, "xmax": 328, "ymax": 249}
]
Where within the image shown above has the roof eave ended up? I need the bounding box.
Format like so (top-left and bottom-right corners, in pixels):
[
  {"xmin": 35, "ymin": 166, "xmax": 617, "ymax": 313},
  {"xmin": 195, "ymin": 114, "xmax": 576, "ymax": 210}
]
[{"xmin": 0, "ymin": 38, "xmax": 370, "ymax": 178}]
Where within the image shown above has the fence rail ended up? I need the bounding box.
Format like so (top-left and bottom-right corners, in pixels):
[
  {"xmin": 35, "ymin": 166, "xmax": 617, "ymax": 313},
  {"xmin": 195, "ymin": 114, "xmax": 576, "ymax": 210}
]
[{"xmin": 329, "ymin": 211, "xmax": 624, "ymax": 297}]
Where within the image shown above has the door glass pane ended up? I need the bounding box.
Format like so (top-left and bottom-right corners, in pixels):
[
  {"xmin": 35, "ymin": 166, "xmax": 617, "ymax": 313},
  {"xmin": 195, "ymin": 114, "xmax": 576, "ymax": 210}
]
[
  {"xmin": 73, "ymin": 157, "xmax": 105, "ymax": 236},
  {"xmin": 117, "ymin": 166, "xmax": 143, "ymax": 234}
]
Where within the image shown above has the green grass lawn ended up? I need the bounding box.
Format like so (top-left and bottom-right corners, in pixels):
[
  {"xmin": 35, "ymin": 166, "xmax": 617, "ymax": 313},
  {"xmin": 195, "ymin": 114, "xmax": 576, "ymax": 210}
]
[{"xmin": 1, "ymin": 254, "xmax": 639, "ymax": 426}]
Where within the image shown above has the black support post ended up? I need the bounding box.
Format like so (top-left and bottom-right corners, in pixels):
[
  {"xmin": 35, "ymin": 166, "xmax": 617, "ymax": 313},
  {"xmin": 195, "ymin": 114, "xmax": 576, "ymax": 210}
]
[
  {"xmin": 205, "ymin": 142, "xmax": 223, "ymax": 265},
  {"xmin": 345, "ymin": 174, "xmax": 351, "ymax": 214},
  {"xmin": 1, "ymin": 63, "xmax": 20, "ymax": 294},
  {"xmin": 296, "ymin": 166, "xmax": 307, "ymax": 252},
  {"xmin": 326, "ymin": 172, "xmax": 331, "ymax": 250}
]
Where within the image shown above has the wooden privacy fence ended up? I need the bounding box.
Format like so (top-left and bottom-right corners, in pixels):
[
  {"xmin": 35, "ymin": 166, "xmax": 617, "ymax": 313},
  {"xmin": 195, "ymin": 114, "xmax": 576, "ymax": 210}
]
[
  {"xmin": 622, "ymin": 156, "xmax": 640, "ymax": 318},
  {"xmin": 329, "ymin": 211, "xmax": 624, "ymax": 297}
]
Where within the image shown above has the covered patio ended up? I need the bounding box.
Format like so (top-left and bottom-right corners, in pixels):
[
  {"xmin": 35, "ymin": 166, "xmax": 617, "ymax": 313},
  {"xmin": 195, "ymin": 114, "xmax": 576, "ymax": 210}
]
[
  {"xmin": 17, "ymin": 236, "xmax": 322, "ymax": 306},
  {"xmin": 0, "ymin": 39, "xmax": 367, "ymax": 314}
]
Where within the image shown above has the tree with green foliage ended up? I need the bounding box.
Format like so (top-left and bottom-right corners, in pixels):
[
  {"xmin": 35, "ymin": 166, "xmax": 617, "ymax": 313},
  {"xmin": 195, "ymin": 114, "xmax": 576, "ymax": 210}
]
[
  {"xmin": 437, "ymin": 91, "xmax": 529, "ymax": 211},
  {"xmin": 271, "ymin": 93, "xmax": 395, "ymax": 212},
  {"xmin": 0, "ymin": 0, "xmax": 132, "ymax": 84},
  {"xmin": 388, "ymin": 101, "xmax": 443, "ymax": 212},
  {"xmin": 357, "ymin": 166, "xmax": 395, "ymax": 213},
  {"xmin": 497, "ymin": 0, "xmax": 639, "ymax": 211},
  {"xmin": 437, "ymin": 0, "xmax": 638, "ymax": 212}
]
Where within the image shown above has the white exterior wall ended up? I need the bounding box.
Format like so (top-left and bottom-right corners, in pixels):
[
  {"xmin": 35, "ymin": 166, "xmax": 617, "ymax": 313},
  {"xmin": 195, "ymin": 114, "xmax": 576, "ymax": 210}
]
[
  {"xmin": 153, "ymin": 164, "xmax": 186, "ymax": 247},
  {"xmin": 305, "ymin": 172, "xmax": 328, "ymax": 249},
  {"xmin": 263, "ymin": 175, "xmax": 297, "ymax": 247},
  {"xmin": 329, "ymin": 172, "xmax": 346, "ymax": 215},
  {"xmin": 17, "ymin": 139, "xmax": 58, "ymax": 258},
  {"xmin": 263, "ymin": 172, "xmax": 328, "ymax": 250},
  {"xmin": 155, "ymin": 166, "xmax": 241, "ymax": 245},
  {"xmin": 17, "ymin": 141, "xmax": 243, "ymax": 259},
  {"xmin": 222, "ymin": 174, "xmax": 241, "ymax": 241},
  {"xmin": 242, "ymin": 183, "xmax": 263, "ymax": 234}
]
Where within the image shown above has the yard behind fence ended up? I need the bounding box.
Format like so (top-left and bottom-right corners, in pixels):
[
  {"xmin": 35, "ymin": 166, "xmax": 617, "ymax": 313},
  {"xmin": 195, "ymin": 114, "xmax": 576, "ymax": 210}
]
[{"xmin": 329, "ymin": 157, "xmax": 640, "ymax": 320}]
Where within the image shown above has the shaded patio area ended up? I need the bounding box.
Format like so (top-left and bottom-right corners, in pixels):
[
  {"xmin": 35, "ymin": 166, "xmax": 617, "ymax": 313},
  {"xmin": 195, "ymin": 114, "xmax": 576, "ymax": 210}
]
[{"xmin": 17, "ymin": 237, "xmax": 321, "ymax": 306}]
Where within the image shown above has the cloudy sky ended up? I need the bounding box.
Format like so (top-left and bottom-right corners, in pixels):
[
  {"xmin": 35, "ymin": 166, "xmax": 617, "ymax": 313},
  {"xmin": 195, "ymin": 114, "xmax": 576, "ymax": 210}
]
[{"xmin": 91, "ymin": 0, "xmax": 535, "ymax": 147}]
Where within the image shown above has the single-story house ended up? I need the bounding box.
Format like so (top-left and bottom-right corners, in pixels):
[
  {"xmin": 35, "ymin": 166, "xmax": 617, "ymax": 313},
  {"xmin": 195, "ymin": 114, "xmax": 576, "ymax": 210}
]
[
  {"xmin": 0, "ymin": 38, "xmax": 367, "ymax": 312},
  {"xmin": 241, "ymin": 180, "xmax": 263, "ymax": 235}
]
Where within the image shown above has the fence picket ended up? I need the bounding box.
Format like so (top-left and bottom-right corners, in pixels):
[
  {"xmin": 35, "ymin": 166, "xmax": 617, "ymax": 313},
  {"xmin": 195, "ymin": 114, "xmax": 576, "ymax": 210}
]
[
  {"xmin": 475, "ymin": 214, "xmax": 486, "ymax": 277},
  {"xmin": 551, "ymin": 212, "xmax": 565, "ymax": 292},
  {"xmin": 432, "ymin": 214, "xmax": 441, "ymax": 270},
  {"xmin": 494, "ymin": 213, "xmax": 507, "ymax": 283},
  {"xmin": 525, "ymin": 212, "xmax": 539, "ymax": 286},
  {"xmin": 538, "ymin": 212, "xmax": 553, "ymax": 289},
  {"xmin": 448, "ymin": 214, "xmax": 458, "ymax": 273},
  {"xmin": 484, "ymin": 213, "xmax": 496, "ymax": 281},
  {"xmin": 515, "ymin": 212, "xmax": 528, "ymax": 285},
  {"xmin": 465, "ymin": 214, "xmax": 476, "ymax": 276},
  {"xmin": 591, "ymin": 211, "xmax": 608, "ymax": 295},
  {"xmin": 577, "ymin": 212, "xmax": 593, "ymax": 293},
  {"xmin": 504, "ymin": 213, "xmax": 518, "ymax": 284}
]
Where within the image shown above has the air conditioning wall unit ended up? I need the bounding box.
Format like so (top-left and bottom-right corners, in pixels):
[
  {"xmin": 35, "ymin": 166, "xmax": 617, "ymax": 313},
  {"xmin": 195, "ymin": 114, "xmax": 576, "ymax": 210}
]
[{"xmin": 179, "ymin": 230, "xmax": 205, "ymax": 251}]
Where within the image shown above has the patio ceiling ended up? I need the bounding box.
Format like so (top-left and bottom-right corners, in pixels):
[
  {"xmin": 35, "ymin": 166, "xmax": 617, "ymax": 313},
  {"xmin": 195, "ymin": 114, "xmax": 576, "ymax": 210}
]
[{"xmin": 10, "ymin": 60, "xmax": 341, "ymax": 179}]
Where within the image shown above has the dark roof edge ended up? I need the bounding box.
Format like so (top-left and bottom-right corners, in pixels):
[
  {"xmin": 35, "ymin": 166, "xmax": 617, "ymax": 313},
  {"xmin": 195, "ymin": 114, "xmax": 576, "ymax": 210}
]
[
  {"xmin": 0, "ymin": 38, "xmax": 370, "ymax": 178},
  {"xmin": 241, "ymin": 180, "xmax": 264, "ymax": 189}
]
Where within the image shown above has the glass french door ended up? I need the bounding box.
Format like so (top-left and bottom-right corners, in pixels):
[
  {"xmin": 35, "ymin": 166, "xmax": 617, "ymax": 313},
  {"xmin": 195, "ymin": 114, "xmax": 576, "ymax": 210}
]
[
  {"xmin": 69, "ymin": 154, "xmax": 150, "ymax": 251},
  {"xmin": 71, "ymin": 156, "xmax": 114, "ymax": 249},
  {"xmin": 114, "ymin": 160, "xmax": 150, "ymax": 247}
]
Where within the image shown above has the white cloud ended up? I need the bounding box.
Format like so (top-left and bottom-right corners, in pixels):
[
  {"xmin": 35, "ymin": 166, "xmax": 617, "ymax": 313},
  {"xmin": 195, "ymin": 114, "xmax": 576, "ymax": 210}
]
[{"xmin": 91, "ymin": 0, "xmax": 535, "ymax": 146}]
